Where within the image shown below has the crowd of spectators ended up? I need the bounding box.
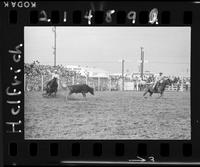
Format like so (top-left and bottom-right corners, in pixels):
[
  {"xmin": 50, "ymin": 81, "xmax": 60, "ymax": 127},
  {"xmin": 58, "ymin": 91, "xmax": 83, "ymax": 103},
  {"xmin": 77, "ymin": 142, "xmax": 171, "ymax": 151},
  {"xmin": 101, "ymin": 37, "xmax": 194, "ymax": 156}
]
[
  {"xmin": 25, "ymin": 61, "xmax": 92, "ymax": 91},
  {"xmin": 24, "ymin": 61, "xmax": 190, "ymax": 92}
]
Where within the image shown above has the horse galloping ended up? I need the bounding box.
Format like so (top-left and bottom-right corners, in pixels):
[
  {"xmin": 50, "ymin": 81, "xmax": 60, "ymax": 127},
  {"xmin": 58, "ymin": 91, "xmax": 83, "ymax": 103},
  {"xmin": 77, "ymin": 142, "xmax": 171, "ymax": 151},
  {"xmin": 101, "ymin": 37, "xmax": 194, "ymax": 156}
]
[{"xmin": 143, "ymin": 78, "xmax": 172, "ymax": 98}]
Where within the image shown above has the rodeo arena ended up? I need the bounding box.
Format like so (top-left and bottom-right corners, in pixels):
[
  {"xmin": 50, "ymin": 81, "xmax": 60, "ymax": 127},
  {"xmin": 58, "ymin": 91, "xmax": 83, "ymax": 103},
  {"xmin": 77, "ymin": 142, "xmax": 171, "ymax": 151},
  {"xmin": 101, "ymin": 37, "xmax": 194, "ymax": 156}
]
[
  {"xmin": 24, "ymin": 27, "xmax": 190, "ymax": 140},
  {"xmin": 24, "ymin": 60, "xmax": 191, "ymax": 140}
]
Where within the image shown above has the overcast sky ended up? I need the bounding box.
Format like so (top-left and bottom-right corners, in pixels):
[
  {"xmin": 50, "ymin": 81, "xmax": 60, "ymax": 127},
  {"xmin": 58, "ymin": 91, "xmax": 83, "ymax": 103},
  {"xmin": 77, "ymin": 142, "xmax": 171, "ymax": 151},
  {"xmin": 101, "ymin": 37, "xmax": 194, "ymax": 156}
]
[{"xmin": 25, "ymin": 26, "xmax": 191, "ymax": 77}]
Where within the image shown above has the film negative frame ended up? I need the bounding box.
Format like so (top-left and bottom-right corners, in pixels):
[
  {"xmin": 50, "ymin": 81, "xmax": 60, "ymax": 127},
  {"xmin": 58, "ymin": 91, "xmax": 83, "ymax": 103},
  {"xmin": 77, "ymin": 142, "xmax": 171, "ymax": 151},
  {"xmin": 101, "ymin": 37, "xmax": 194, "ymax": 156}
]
[{"xmin": 1, "ymin": 0, "xmax": 200, "ymax": 166}]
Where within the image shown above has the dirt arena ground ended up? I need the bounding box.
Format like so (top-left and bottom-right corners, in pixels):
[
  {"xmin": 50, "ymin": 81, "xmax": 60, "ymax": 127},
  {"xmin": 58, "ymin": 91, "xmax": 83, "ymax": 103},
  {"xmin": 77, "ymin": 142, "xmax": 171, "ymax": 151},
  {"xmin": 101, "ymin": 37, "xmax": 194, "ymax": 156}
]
[{"xmin": 24, "ymin": 90, "xmax": 190, "ymax": 140}]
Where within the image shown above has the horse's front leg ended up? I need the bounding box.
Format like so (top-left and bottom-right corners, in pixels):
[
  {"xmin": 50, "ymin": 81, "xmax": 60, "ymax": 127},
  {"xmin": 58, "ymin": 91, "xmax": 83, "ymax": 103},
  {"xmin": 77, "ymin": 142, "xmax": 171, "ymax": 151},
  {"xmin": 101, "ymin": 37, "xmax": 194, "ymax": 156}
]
[
  {"xmin": 158, "ymin": 92, "xmax": 163, "ymax": 98},
  {"xmin": 66, "ymin": 91, "xmax": 72, "ymax": 101},
  {"xmin": 47, "ymin": 92, "xmax": 51, "ymax": 97},
  {"xmin": 143, "ymin": 89, "xmax": 150, "ymax": 98},
  {"xmin": 82, "ymin": 92, "xmax": 86, "ymax": 99},
  {"xmin": 143, "ymin": 90, "xmax": 148, "ymax": 97}
]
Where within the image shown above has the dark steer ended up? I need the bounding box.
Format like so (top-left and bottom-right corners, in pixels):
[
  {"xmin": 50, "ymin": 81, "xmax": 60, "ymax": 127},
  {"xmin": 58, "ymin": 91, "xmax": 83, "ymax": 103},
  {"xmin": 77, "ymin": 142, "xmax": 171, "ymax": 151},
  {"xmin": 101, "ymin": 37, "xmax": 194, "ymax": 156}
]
[{"xmin": 67, "ymin": 84, "xmax": 94, "ymax": 98}]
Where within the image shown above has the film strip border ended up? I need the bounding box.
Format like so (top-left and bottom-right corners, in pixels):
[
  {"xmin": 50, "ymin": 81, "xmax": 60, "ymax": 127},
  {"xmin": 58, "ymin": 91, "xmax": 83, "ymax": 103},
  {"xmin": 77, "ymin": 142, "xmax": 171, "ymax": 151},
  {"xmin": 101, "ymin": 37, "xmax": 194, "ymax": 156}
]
[
  {"xmin": 7, "ymin": 141, "xmax": 193, "ymax": 165},
  {"xmin": 2, "ymin": 1, "xmax": 200, "ymax": 165},
  {"xmin": 4, "ymin": 2, "xmax": 196, "ymax": 136},
  {"xmin": 8, "ymin": 9, "xmax": 193, "ymax": 25}
]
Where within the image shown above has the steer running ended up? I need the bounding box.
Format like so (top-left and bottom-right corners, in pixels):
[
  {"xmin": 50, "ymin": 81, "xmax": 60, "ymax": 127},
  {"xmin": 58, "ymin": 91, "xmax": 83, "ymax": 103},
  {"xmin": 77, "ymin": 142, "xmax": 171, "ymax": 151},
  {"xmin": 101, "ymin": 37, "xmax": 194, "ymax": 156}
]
[{"xmin": 66, "ymin": 84, "xmax": 94, "ymax": 99}]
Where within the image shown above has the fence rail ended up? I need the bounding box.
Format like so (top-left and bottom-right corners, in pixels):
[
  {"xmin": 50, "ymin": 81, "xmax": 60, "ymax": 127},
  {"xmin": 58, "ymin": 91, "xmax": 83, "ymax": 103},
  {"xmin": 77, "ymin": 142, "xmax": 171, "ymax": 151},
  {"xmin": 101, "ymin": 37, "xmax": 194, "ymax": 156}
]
[{"xmin": 25, "ymin": 75, "xmax": 190, "ymax": 92}]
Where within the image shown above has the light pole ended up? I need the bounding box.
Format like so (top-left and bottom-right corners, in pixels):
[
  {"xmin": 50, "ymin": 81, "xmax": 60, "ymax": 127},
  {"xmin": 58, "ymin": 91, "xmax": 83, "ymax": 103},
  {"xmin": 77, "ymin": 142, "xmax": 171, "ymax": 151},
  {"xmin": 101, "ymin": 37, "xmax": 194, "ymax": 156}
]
[
  {"xmin": 140, "ymin": 47, "xmax": 144, "ymax": 80},
  {"xmin": 52, "ymin": 26, "xmax": 56, "ymax": 67},
  {"xmin": 122, "ymin": 59, "xmax": 125, "ymax": 91}
]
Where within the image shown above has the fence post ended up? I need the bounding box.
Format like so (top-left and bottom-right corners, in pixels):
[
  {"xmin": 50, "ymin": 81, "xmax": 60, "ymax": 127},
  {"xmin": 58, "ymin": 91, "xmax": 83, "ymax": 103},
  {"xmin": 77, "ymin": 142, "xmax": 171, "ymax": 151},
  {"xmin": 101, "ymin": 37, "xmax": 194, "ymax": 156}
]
[
  {"xmin": 98, "ymin": 77, "xmax": 100, "ymax": 91},
  {"xmin": 180, "ymin": 84, "xmax": 184, "ymax": 91},
  {"xmin": 180, "ymin": 78, "xmax": 184, "ymax": 91},
  {"xmin": 72, "ymin": 76, "xmax": 75, "ymax": 85},
  {"xmin": 93, "ymin": 80, "xmax": 95, "ymax": 90},
  {"xmin": 136, "ymin": 81, "xmax": 139, "ymax": 91},
  {"xmin": 41, "ymin": 75, "xmax": 43, "ymax": 92},
  {"xmin": 58, "ymin": 77, "xmax": 60, "ymax": 89},
  {"xmin": 86, "ymin": 75, "xmax": 88, "ymax": 85},
  {"xmin": 109, "ymin": 77, "xmax": 112, "ymax": 91}
]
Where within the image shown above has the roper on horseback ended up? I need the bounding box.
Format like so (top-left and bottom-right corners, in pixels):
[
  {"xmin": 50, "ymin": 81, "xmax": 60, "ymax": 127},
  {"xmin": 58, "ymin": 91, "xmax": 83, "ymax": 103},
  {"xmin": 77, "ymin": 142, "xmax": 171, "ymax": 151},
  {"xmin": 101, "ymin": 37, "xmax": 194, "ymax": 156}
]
[
  {"xmin": 43, "ymin": 69, "xmax": 60, "ymax": 97},
  {"xmin": 152, "ymin": 72, "xmax": 164, "ymax": 91},
  {"xmin": 143, "ymin": 72, "xmax": 172, "ymax": 98},
  {"xmin": 51, "ymin": 69, "xmax": 60, "ymax": 81}
]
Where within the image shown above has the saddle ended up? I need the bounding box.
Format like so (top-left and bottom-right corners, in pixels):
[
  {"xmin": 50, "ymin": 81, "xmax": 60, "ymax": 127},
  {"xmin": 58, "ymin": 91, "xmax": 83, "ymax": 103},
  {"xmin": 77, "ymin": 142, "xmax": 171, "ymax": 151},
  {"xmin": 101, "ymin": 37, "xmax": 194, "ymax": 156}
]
[{"xmin": 154, "ymin": 79, "xmax": 166, "ymax": 92}]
